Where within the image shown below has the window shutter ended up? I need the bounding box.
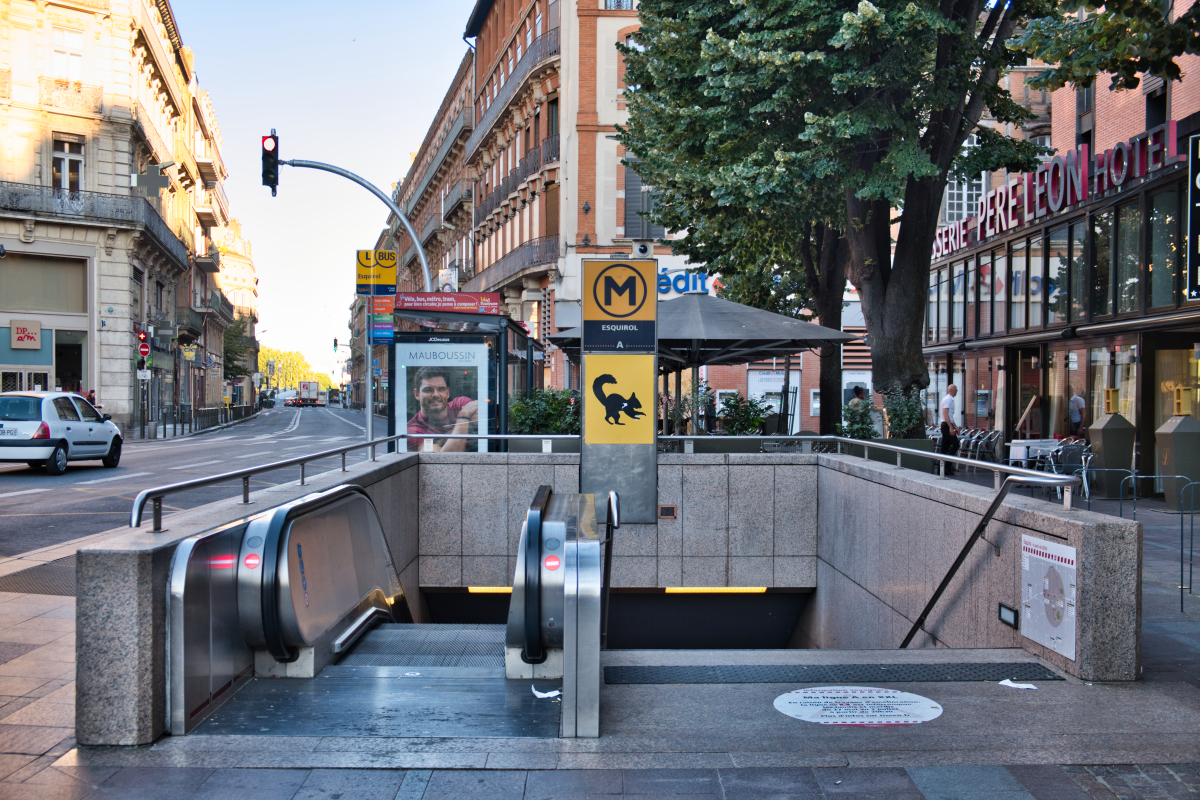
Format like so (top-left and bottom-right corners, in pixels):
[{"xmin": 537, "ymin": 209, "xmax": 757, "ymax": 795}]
[{"xmin": 624, "ymin": 164, "xmax": 643, "ymax": 237}]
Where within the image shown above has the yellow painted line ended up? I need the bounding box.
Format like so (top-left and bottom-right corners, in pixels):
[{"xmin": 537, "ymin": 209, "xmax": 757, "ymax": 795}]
[
  {"xmin": 467, "ymin": 587, "xmax": 512, "ymax": 594},
  {"xmin": 664, "ymin": 587, "xmax": 767, "ymax": 594}
]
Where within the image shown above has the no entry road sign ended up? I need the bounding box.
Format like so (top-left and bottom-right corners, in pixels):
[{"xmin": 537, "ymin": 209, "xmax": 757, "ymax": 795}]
[{"xmin": 138, "ymin": 342, "xmax": 150, "ymax": 357}]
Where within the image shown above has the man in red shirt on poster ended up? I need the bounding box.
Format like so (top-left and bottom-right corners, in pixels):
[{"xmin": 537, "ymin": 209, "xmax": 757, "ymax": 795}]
[{"xmin": 407, "ymin": 366, "xmax": 479, "ymax": 452}]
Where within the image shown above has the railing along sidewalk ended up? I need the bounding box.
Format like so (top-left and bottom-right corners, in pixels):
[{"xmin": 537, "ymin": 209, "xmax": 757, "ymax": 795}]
[{"xmin": 129, "ymin": 433, "xmax": 579, "ymax": 532}]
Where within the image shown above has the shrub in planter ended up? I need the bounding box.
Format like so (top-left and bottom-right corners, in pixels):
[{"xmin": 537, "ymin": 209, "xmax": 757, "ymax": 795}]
[{"xmin": 718, "ymin": 392, "xmax": 772, "ymax": 436}]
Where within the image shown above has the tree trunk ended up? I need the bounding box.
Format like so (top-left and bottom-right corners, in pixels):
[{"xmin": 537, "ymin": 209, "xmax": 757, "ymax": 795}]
[{"xmin": 803, "ymin": 226, "xmax": 848, "ymax": 436}]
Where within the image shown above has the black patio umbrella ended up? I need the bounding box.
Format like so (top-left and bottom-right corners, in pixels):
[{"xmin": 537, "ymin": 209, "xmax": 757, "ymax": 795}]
[{"xmin": 548, "ymin": 292, "xmax": 858, "ymax": 368}]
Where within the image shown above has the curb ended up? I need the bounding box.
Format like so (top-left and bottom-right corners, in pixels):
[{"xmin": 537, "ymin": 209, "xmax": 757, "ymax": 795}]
[{"xmin": 123, "ymin": 409, "xmax": 264, "ymax": 445}]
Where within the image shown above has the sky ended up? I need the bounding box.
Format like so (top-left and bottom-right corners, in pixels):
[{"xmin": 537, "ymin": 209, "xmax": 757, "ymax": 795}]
[{"xmin": 171, "ymin": 0, "xmax": 478, "ymax": 383}]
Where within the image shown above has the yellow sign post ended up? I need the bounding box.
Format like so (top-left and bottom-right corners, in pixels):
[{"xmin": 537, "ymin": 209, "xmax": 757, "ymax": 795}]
[
  {"xmin": 356, "ymin": 249, "xmax": 397, "ymax": 295},
  {"xmin": 581, "ymin": 259, "xmax": 658, "ymax": 522}
]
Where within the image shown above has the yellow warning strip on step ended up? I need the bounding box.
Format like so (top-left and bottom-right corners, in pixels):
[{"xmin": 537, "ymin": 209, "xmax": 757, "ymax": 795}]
[{"xmin": 664, "ymin": 587, "xmax": 768, "ymax": 594}]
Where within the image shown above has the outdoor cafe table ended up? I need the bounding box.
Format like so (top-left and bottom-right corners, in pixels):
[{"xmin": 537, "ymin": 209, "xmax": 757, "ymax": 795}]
[{"xmin": 1007, "ymin": 438, "xmax": 1059, "ymax": 470}]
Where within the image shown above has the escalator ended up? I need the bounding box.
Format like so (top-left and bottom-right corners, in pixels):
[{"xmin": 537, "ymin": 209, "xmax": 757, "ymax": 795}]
[{"xmin": 167, "ymin": 483, "xmax": 611, "ymax": 740}]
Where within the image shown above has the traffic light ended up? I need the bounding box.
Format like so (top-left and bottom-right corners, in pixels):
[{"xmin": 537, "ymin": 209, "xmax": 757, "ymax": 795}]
[
  {"xmin": 137, "ymin": 357, "xmax": 146, "ymax": 370},
  {"xmin": 136, "ymin": 328, "xmax": 147, "ymax": 343},
  {"xmin": 334, "ymin": 337, "xmax": 338, "ymax": 352},
  {"xmin": 262, "ymin": 130, "xmax": 279, "ymax": 196}
]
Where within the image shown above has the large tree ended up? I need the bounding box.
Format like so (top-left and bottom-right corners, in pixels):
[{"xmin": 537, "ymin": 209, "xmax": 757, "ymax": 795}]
[{"xmin": 621, "ymin": 0, "xmax": 1198, "ymax": 433}]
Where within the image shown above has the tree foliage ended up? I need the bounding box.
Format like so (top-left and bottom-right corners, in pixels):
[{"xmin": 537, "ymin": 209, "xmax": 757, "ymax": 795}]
[
  {"xmin": 257, "ymin": 346, "xmax": 332, "ymax": 391},
  {"xmin": 222, "ymin": 316, "xmax": 253, "ymax": 382},
  {"xmin": 509, "ymin": 389, "xmax": 582, "ymax": 435},
  {"xmin": 620, "ymin": 0, "xmax": 1194, "ymax": 421}
]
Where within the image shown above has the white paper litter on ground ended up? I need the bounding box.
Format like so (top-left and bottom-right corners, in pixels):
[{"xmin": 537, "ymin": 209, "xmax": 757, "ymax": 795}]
[
  {"xmin": 532, "ymin": 686, "xmax": 561, "ymax": 698},
  {"xmin": 999, "ymin": 679, "xmax": 1037, "ymax": 689}
]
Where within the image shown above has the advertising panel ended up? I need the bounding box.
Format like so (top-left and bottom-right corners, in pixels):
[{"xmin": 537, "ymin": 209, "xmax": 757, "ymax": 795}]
[
  {"xmin": 397, "ymin": 343, "xmax": 489, "ymax": 452},
  {"xmin": 395, "ymin": 293, "xmax": 501, "ymax": 314},
  {"xmin": 1188, "ymin": 135, "xmax": 1200, "ymax": 300}
]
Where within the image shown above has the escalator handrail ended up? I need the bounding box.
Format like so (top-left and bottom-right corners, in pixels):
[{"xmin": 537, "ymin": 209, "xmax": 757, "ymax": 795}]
[{"xmin": 523, "ymin": 485, "xmax": 552, "ymax": 664}]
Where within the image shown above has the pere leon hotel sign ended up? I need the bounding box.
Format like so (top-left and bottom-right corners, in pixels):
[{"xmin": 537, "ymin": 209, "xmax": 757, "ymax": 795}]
[{"xmin": 932, "ymin": 121, "xmax": 1182, "ymax": 263}]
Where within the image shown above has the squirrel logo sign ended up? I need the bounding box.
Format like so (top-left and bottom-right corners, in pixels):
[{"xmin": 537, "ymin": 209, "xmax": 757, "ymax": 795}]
[{"xmin": 593, "ymin": 375, "xmax": 646, "ymax": 425}]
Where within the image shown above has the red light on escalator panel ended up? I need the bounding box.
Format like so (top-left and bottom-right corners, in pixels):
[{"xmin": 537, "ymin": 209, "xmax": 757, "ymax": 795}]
[
  {"xmin": 244, "ymin": 553, "xmax": 261, "ymax": 569},
  {"xmin": 544, "ymin": 555, "xmax": 560, "ymax": 571},
  {"xmin": 211, "ymin": 555, "xmax": 235, "ymax": 569}
]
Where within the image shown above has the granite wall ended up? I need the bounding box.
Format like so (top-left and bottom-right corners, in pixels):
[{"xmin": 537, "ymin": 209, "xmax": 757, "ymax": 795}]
[
  {"xmin": 415, "ymin": 452, "xmax": 820, "ymax": 590},
  {"xmin": 798, "ymin": 456, "xmax": 1141, "ymax": 681}
]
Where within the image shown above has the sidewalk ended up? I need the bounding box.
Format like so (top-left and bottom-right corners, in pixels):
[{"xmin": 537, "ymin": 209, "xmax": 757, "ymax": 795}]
[
  {"xmin": 122, "ymin": 410, "xmax": 263, "ymax": 443},
  {"xmin": 0, "ymin": 473, "xmax": 1197, "ymax": 797}
]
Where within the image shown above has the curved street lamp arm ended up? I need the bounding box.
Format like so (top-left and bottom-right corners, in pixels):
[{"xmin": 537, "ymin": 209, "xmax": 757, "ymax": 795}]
[{"xmin": 281, "ymin": 159, "xmax": 433, "ymax": 292}]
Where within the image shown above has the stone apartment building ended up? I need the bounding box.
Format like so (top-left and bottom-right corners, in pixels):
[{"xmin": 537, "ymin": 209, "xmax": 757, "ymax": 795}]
[
  {"xmin": 216, "ymin": 218, "xmax": 259, "ymax": 406},
  {"xmin": 0, "ymin": 0, "xmax": 247, "ymax": 429},
  {"xmin": 386, "ymin": 0, "xmax": 693, "ymax": 391}
]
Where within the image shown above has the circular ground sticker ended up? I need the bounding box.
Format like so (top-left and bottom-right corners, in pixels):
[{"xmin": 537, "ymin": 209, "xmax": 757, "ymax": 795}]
[{"xmin": 774, "ymin": 686, "xmax": 943, "ymax": 727}]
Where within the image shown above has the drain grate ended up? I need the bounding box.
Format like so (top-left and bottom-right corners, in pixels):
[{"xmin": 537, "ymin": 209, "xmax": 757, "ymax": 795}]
[
  {"xmin": 604, "ymin": 662, "xmax": 1065, "ymax": 685},
  {"xmin": 0, "ymin": 555, "xmax": 75, "ymax": 597}
]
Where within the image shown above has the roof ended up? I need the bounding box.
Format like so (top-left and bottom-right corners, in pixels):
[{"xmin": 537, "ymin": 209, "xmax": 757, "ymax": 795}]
[
  {"xmin": 549, "ymin": 293, "xmax": 858, "ymax": 368},
  {"xmin": 463, "ymin": 0, "xmax": 496, "ymax": 38}
]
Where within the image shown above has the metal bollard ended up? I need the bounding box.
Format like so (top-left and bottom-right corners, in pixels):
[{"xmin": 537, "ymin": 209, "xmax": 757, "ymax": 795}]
[
  {"xmin": 242, "ymin": 476, "xmax": 250, "ymax": 504},
  {"xmin": 300, "ymin": 463, "xmax": 306, "ymax": 486},
  {"xmin": 1063, "ymin": 485, "xmax": 1073, "ymax": 510},
  {"xmin": 341, "ymin": 452, "xmax": 347, "ymax": 471},
  {"xmin": 153, "ymin": 497, "xmax": 162, "ymax": 532}
]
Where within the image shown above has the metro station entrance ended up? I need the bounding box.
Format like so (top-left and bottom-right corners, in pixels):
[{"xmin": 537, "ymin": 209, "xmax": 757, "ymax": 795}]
[{"xmin": 168, "ymin": 484, "xmax": 610, "ymax": 739}]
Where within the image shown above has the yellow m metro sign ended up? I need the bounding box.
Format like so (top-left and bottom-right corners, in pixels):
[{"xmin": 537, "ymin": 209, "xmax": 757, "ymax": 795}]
[{"xmin": 582, "ymin": 259, "xmax": 656, "ymax": 352}]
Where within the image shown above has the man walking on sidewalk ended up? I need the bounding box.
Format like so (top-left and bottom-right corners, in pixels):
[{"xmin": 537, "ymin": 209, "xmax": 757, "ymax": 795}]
[{"xmin": 940, "ymin": 384, "xmax": 960, "ymax": 475}]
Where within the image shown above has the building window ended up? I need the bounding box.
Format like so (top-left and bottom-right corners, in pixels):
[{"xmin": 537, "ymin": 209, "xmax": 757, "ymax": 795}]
[
  {"xmin": 952, "ymin": 261, "xmax": 965, "ymax": 338},
  {"xmin": 809, "ymin": 389, "xmax": 820, "ymax": 417},
  {"xmin": 52, "ymin": 27, "xmax": 83, "ymax": 82},
  {"xmin": 927, "ymin": 271, "xmax": 937, "ymax": 343},
  {"xmin": 52, "ymin": 139, "xmax": 83, "ymax": 193},
  {"xmin": 607, "ymin": 0, "xmax": 634, "ymax": 9},
  {"xmin": 1092, "ymin": 209, "xmax": 1114, "ymax": 317},
  {"xmin": 942, "ymin": 135, "xmax": 984, "ymax": 222},
  {"xmin": 978, "ymin": 250, "xmax": 992, "ymax": 336},
  {"xmin": 536, "ymin": 12, "xmax": 543, "ymax": 36},
  {"xmin": 623, "ymin": 162, "xmax": 666, "ymax": 240},
  {"xmin": 1010, "ymin": 239, "xmax": 1027, "ymax": 331},
  {"xmin": 1149, "ymin": 188, "xmax": 1179, "ymax": 307},
  {"xmin": 1115, "ymin": 202, "xmax": 1142, "ymax": 314},
  {"xmin": 1069, "ymin": 221, "xmax": 1086, "ymax": 321}
]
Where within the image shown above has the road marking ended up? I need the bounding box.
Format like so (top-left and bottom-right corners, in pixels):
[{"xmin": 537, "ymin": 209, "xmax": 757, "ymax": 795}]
[
  {"xmin": 0, "ymin": 488, "xmax": 51, "ymax": 499},
  {"xmin": 170, "ymin": 460, "xmax": 224, "ymax": 471},
  {"xmin": 76, "ymin": 472, "xmax": 152, "ymax": 485}
]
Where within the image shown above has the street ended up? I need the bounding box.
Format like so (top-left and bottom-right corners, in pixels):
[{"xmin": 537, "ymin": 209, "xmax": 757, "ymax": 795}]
[{"xmin": 0, "ymin": 407, "xmax": 389, "ymax": 559}]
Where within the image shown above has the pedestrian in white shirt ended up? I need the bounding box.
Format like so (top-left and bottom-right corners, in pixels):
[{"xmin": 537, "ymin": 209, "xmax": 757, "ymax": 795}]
[
  {"xmin": 1068, "ymin": 387, "xmax": 1086, "ymax": 437},
  {"xmin": 940, "ymin": 385, "xmax": 960, "ymax": 475}
]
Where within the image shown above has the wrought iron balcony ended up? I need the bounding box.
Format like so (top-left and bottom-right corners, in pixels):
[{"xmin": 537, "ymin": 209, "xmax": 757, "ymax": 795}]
[
  {"xmin": 463, "ymin": 235, "xmax": 559, "ymax": 293},
  {"xmin": 442, "ymin": 180, "xmax": 471, "ymax": 219},
  {"xmin": 194, "ymin": 186, "xmax": 229, "ymax": 228},
  {"xmin": 464, "ymin": 28, "xmax": 560, "ymax": 164},
  {"xmin": 195, "ymin": 140, "xmax": 226, "ymax": 183},
  {"xmin": 177, "ymin": 306, "xmax": 205, "ymax": 339},
  {"xmin": 0, "ymin": 69, "xmax": 11, "ymax": 101},
  {"xmin": 0, "ymin": 180, "xmax": 189, "ymax": 270},
  {"xmin": 473, "ymin": 141, "xmax": 560, "ymax": 228},
  {"xmin": 543, "ymin": 135, "xmax": 560, "ymax": 164},
  {"xmin": 195, "ymin": 237, "xmax": 220, "ymax": 274}
]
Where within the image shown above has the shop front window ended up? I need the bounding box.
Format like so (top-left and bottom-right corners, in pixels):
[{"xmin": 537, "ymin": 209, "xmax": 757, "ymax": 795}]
[
  {"xmin": 1149, "ymin": 188, "xmax": 1179, "ymax": 308},
  {"xmin": 1046, "ymin": 349, "xmax": 1085, "ymax": 439},
  {"xmin": 1010, "ymin": 240, "xmax": 1027, "ymax": 331},
  {"xmin": 1116, "ymin": 202, "xmax": 1142, "ymax": 314},
  {"xmin": 1070, "ymin": 222, "xmax": 1087, "ymax": 322},
  {"xmin": 927, "ymin": 272, "xmax": 937, "ymax": 343},
  {"xmin": 979, "ymin": 251, "xmax": 992, "ymax": 336},
  {"xmin": 1029, "ymin": 235, "xmax": 1044, "ymax": 327},
  {"xmin": 993, "ymin": 248, "xmax": 1007, "ymax": 335},
  {"xmin": 1092, "ymin": 210, "xmax": 1114, "ymax": 317},
  {"xmin": 1047, "ymin": 227, "xmax": 1068, "ymax": 324},
  {"xmin": 1115, "ymin": 344, "xmax": 1137, "ymax": 427},
  {"xmin": 952, "ymin": 261, "xmax": 965, "ymax": 339},
  {"xmin": 938, "ymin": 268, "xmax": 950, "ymax": 342},
  {"xmin": 966, "ymin": 260, "xmax": 977, "ymax": 337},
  {"xmin": 1156, "ymin": 349, "xmax": 1198, "ymax": 434},
  {"xmin": 1015, "ymin": 351, "xmax": 1041, "ymax": 438},
  {"xmin": 1089, "ymin": 348, "xmax": 1110, "ymax": 427}
]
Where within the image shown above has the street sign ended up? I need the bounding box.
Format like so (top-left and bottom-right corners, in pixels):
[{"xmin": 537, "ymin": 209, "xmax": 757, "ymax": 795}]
[
  {"xmin": 137, "ymin": 369, "xmax": 151, "ymax": 381},
  {"xmin": 371, "ymin": 296, "xmax": 395, "ymax": 344},
  {"xmin": 583, "ymin": 354, "xmax": 656, "ymax": 444},
  {"xmin": 138, "ymin": 342, "xmax": 151, "ymax": 357},
  {"xmin": 356, "ymin": 249, "xmax": 398, "ymax": 295},
  {"xmin": 582, "ymin": 259, "xmax": 657, "ymax": 352}
]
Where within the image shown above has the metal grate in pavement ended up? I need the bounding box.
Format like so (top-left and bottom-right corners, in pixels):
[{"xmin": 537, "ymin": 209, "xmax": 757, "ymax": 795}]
[
  {"xmin": 603, "ymin": 662, "xmax": 1065, "ymax": 685},
  {"xmin": 0, "ymin": 555, "xmax": 75, "ymax": 597},
  {"xmin": 338, "ymin": 623, "xmax": 506, "ymax": 668}
]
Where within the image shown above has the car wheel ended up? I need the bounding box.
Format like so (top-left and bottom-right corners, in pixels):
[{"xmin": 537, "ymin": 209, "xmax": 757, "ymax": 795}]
[
  {"xmin": 102, "ymin": 438, "xmax": 122, "ymax": 468},
  {"xmin": 44, "ymin": 443, "xmax": 68, "ymax": 476}
]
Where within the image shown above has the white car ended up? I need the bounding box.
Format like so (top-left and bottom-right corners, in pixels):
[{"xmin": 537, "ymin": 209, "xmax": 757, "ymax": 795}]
[{"xmin": 0, "ymin": 391, "xmax": 122, "ymax": 475}]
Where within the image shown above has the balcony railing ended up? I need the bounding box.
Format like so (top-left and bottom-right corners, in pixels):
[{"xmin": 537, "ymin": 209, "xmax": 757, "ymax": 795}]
[
  {"xmin": 38, "ymin": 77, "xmax": 102, "ymax": 114},
  {"xmin": 0, "ymin": 69, "xmax": 11, "ymax": 101},
  {"xmin": 134, "ymin": 102, "xmax": 172, "ymax": 163},
  {"xmin": 464, "ymin": 28, "xmax": 560, "ymax": 164},
  {"xmin": 420, "ymin": 213, "xmax": 440, "ymax": 245},
  {"xmin": 473, "ymin": 142, "xmax": 560, "ymax": 228},
  {"xmin": 177, "ymin": 306, "xmax": 205, "ymax": 337},
  {"xmin": 463, "ymin": 235, "xmax": 559, "ymax": 292},
  {"xmin": 0, "ymin": 181, "xmax": 189, "ymax": 269},
  {"xmin": 442, "ymin": 180, "xmax": 471, "ymax": 219}
]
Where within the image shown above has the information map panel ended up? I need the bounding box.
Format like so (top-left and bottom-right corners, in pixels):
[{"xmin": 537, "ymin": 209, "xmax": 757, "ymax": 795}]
[{"xmin": 1020, "ymin": 535, "xmax": 1077, "ymax": 660}]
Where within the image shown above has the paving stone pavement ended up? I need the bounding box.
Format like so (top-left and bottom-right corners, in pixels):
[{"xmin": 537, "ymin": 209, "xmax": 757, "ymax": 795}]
[{"xmin": 0, "ymin": 489, "xmax": 1198, "ymax": 797}]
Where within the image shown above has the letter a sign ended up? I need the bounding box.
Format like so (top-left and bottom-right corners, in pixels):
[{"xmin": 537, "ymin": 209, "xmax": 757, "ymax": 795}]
[{"xmin": 582, "ymin": 259, "xmax": 657, "ymax": 353}]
